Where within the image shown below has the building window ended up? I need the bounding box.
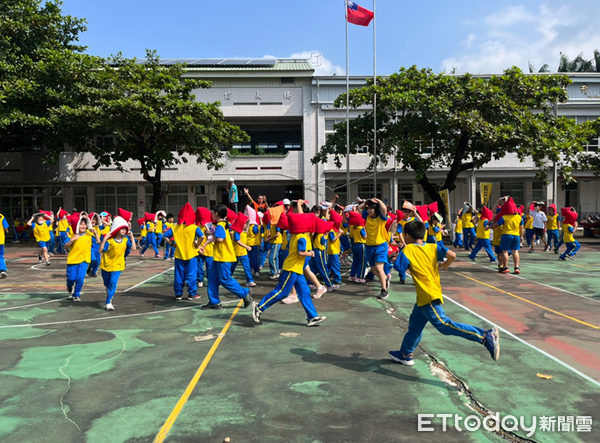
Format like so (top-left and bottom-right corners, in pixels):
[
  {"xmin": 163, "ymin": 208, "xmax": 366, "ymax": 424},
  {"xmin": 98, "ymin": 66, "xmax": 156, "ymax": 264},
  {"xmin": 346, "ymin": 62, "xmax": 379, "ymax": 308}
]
[
  {"xmin": 358, "ymin": 183, "xmax": 382, "ymax": 200},
  {"xmin": 146, "ymin": 185, "xmax": 188, "ymax": 214},
  {"xmin": 500, "ymin": 182, "xmax": 524, "ymax": 206},
  {"xmin": 575, "ymin": 116, "xmax": 599, "ymax": 152},
  {"xmin": 0, "ymin": 186, "xmax": 44, "ymax": 219},
  {"xmin": 532, "ymin": 182, "xmax": 543, "ymax": 202},
  {"xmin": 96, "ymin": 185, "xmax": 136, "ymax": 215}
]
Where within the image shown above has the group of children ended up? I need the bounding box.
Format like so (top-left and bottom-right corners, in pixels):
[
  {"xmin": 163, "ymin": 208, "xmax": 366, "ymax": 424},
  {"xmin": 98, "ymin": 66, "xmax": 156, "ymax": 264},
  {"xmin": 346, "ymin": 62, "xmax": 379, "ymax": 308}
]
[
  {"xmin": 453, "ymin": 199, "xmax": 582, "ymax": 273},
  {"xmin": 5, "ymin": 192, "xmax": 587, "ymax": 368}
]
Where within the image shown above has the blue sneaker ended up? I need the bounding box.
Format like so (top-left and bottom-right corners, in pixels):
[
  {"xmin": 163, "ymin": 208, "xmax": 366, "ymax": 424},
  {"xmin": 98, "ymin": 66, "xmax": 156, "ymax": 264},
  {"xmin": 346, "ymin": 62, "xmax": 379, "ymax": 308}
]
[
  {"xmin": 483, "ymin": 327, "xmax": 500, "ymax": 361},
  {"xmin": 389, "ymin": 350, "xmax": 415, "ymax": 366}
]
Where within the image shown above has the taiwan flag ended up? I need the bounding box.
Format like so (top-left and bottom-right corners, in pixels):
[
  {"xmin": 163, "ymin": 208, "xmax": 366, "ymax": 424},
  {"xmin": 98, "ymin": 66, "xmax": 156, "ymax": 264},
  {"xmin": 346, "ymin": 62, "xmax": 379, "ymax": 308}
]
[{"xmin": 346, "ymin": 1, "xmax": 374, "ymax": 27}]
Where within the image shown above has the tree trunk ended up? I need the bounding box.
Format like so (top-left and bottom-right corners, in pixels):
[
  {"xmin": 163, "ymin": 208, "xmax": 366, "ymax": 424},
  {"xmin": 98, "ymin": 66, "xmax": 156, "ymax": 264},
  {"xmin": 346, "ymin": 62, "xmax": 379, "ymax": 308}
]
[
  {"xmin": 417, "ymin": 175, "xmax": 447, "ymax": 221},
  {"xmin": 141, "ymin": 165, "xmax": 164, "ymax": 213}
]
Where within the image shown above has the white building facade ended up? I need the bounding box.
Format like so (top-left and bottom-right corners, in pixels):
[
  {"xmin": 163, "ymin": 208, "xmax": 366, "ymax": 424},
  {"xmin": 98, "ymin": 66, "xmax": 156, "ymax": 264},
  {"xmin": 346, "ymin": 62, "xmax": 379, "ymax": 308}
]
[{"xmin": 1, "ymin": 60, "xmax": 599, "ymax": 221}]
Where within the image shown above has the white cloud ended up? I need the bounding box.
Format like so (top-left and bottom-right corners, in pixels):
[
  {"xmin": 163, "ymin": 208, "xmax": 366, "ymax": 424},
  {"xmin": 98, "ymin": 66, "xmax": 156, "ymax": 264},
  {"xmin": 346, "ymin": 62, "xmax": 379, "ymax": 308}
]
[
  {"xmin": 289, "ymin": 51, "xmax": 345, "ymax": 76},
  {"xmin": 263, "ymin": 51, "xmax": 344, "ymax": 76},
  {"xmin": 441, "ymin": 2, "xmax": 600, "ymax": 74}
]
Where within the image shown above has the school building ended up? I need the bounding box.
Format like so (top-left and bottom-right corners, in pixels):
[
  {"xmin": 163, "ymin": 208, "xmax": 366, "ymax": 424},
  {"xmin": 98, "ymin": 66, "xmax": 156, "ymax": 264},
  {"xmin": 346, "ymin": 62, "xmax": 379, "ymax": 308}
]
[{"xmin": 1, "ymin": 59, "xmax": 599, "ymax": 222}]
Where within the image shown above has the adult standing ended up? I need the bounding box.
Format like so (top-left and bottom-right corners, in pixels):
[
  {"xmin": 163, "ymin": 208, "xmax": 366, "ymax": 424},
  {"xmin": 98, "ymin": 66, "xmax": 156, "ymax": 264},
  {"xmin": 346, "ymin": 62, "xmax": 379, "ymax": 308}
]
[
  {"xmin": 228, "ymin": 178, "xmax": 238, "ymax": 213},
  {"xmin": 244, "ymin": 188, "xmax": 268, "ymax": 213}
]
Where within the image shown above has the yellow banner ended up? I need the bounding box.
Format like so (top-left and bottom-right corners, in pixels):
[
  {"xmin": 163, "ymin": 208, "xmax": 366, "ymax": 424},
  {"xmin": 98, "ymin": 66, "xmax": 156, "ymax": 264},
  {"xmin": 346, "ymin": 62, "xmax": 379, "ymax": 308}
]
[
  {"xmin": 480, "ymin": 182, "xmax": 493, "ymax": 206},
  {"xmin": 439, "ymin": 189, "xmax": 450, "ymax": 218}
]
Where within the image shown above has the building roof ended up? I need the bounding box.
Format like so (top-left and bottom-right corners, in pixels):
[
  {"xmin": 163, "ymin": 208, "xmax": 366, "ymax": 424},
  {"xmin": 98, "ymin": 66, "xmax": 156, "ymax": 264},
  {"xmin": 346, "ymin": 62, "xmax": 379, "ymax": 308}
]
[{"xmin": 141, "ymin": 58, "xmax": 314, "ymax": 72}]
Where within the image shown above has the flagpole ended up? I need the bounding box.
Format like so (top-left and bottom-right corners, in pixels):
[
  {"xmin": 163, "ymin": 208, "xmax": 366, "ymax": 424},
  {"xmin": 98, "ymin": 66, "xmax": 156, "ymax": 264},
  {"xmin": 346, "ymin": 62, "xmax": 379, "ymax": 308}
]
[
  {"xmin": 372, "ymin": 0, "xmax": 377, "ymax": 199},
  {"xmin": 345, "ymin": 0, "xmax": 350, "ymax": 204}
]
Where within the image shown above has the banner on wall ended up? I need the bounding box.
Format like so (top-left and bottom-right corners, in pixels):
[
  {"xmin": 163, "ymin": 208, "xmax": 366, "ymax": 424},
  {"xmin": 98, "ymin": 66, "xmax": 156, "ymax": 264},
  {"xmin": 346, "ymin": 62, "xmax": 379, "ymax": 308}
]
[{"xmin": 480, "ymin": 182, "xmax": 493, "ymax": 206}]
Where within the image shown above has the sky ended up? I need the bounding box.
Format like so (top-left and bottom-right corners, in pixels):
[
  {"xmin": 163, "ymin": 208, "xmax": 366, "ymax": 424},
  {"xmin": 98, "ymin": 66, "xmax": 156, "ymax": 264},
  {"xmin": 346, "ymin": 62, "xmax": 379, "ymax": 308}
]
[{"xmin": 59, "ymin": 0, "xmax": 600, "ymax": 76}]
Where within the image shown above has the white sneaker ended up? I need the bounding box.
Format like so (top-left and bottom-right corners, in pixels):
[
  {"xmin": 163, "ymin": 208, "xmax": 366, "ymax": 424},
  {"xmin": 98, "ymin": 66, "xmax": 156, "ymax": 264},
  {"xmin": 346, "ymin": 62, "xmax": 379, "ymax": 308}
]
[
  {"xmin": 245, "ymin": 281, "xmax": 256, "ymax": 287},
  {"xmin": 313, "ymin": 286, "xmax": 327, "ymax": 299},
  {"xmin": 327, "ymin": 285, "xmax": 340, "ymax": 292},
  {"xmin": 348, "ymin": 276, "xmax": 356, "ymax": 282},
  {"xmin": 307, "ymin": 316, "xmax": 326, "ymax": 327},
  {"xmin": 105, "ymin": 303, "xmax": 114, "ymax": 311},
  {"xmin": 254, "ymin": 272, "xmax": 260, "ymax": 278},
  {"xmin": 308, "ymin": 284, "xmax": 317, "ymax": 290},
  {"xmin": 198, "ymin": 281, "xmax": 204, "ymax": 287},
  {"xmin": 355, "ymin": 278, "xmax": 366, "ymax": 284},
  {"xmin": 0, "ymin": 271, "xmax": 7, "ymax": 279}
]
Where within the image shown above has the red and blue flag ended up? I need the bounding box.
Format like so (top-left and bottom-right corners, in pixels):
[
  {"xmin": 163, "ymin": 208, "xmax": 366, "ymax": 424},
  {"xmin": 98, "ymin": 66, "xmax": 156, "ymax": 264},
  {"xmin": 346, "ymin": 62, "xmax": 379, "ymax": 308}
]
[{"xmin": 346, "ymin": 1, "xmax": 374, "ymax": 27}]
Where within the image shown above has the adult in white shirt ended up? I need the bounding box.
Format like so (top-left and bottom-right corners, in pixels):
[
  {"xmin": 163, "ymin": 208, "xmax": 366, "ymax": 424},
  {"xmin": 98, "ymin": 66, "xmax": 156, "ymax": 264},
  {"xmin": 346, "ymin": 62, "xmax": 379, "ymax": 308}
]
[{"xmin": 529, "ymin": 202, "xmax": 548, "ymax": 252}]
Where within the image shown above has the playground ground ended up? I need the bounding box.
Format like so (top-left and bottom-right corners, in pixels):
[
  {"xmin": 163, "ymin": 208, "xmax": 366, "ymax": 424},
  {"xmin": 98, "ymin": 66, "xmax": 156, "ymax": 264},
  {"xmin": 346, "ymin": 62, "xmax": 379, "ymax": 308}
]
[{"xmin": 0, "ymin": 239, "xmax": 599, "ymax": 443}]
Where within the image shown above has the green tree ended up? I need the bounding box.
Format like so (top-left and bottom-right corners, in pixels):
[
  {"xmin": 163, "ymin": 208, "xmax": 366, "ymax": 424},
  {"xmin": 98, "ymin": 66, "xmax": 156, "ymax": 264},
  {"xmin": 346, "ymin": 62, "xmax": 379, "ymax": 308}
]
[
  {"xmin": 557, "ymin": 52, "xmax": 599, "ymax": 72},
  {"xmin": 54, "ymin": 51, "xmax": 248, "ymax": 211},
  {"xmin": 312, "ymin": 66, "xmax": 598, "ymax": 213},
  {"xmin": 0, "ymin": 0, "xmax": 101, "ymax": 149}
]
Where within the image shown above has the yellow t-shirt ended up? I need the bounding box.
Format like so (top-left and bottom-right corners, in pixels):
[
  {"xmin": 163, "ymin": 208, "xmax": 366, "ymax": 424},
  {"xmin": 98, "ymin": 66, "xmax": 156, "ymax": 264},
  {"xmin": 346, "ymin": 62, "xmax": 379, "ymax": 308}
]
[
  {"xmin": 67, "ymin": 232, "xmax": 94, "ymax": 264},
  {"xmin": 365, "ymin": 213, "xmax": 388, "ymax": 246},
  {"xmin": 246, "ymin": 225, "xmax": 261, "ymax": 247},
  {"xmin": 350, "ymin": 225, "xmax": 366, "ymax": 244},
  {"xmin": 461, "ymin": 212, "xmax": 474, "ymax": 229},
  {"xmin": 524, "ymin": 214, "xmax": 533, "ymax": 229},
  {"xmin": 58, "ymin": 219, "xmax": 69, "ymax": 233},
  {"xmin": 33, "ymin": 222, "xmax": 51, "ymax": 243},
  {"xmin": 492, "ymin": 225, "xmax": 502, "ymax": 246},
  {"xmin": 427, "ymin": 224, "xmax": 442, "ymax": 241},
  {"xmin": 455, "ymin": 218, "xmax": 463, "ymax": 234},
  {"xmin": 100, "ymin": 237, "xmax": 131, "ymax": 272},
  {"xmin": 547, "ymin": 215, "xmax": 558, "ymax": 231},
  {"xmin": 0, "ymin": 214, "xmax": 6, "ymax": 245},
  {"xmin": 401, "ymin": 243, "xmax": 443, "ymax": 307},
  {"xmin": 268, "ymin": 226, "xmax": 283, "ymax": 244},
  {"xmin": 201, "ymin": 227, "xmax": 214, "ymax": 257},
  {"xmin": 313, "ymin": 233, "xmax": 326, "ymax": 251},
  {"xmin": 233, "ymin": 231, "xmax": 249, "ymax": 257},
  {"xmin": 501, "ymin": 214, "xmax": 522, "ymax": 236},
  {"xmin": 146, "ymin": 221, "xmax": 156, "ymax": 234},
  {"xmin": 476, "ymin": 219, "xmax": 490, "ymax": 240},
  {"xmin": 213, "ymin": 221, "xmax": 236, "ymax": 263},
  {"xmin": 283, "ymin": 233, "xmax": 311, "ymax": 275},
  {"xmin": 173, "ymin": 225, "xmax": 201, "ymax": 261},
  {"xmin": 327, "ymin": 231, "xmax": 341, "ymax": 255},
  {"xmin": 562, "ymin": 224, "xmax": 575, "ymax": 243}
]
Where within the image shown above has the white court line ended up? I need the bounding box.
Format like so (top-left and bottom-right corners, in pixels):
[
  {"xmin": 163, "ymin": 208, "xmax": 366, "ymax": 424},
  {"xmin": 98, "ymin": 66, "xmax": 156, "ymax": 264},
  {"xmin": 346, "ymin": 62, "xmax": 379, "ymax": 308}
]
[
  {"xmin": 123, "ymin": 267, "xmax": 173, "ymax": 293},
  {"xmin": 11, "ymin": 258, "xmax": 28, "ymax": 262},
  {"xmin": 443, "ymin": 294, "xmax": 600, "ymax": 389},
  {"xmin": 457, "ymin": 259, "xmax": 600, "ymax": 304},
  {"xmin": 0, "ymin": 292, "xmax": 106, "ymax": 312},
  {"xmin": 0, "ymin": 300, "xmax": 239, "ymax": 329}
]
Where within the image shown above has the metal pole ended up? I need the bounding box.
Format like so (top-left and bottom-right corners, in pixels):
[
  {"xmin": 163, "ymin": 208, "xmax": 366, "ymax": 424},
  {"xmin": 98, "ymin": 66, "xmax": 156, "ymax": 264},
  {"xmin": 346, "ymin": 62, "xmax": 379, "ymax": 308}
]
[
  {"xmin": 372, "ymin": 0, "xmax": 377, "ymax": 198},
  {"xmin": 553, "ymin": 102, "xmax": 558, "ymax": 205},
  {"xmin": 345, "ymin": 0, "xmax": 350, "ymax": 204}
]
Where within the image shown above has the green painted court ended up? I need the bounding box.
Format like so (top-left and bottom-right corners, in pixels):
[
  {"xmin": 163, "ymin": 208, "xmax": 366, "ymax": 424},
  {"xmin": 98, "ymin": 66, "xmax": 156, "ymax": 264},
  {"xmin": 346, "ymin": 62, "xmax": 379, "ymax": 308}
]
[{"xmin": 0, "ymin": 240, "xmax": 599, "ymax": 442}]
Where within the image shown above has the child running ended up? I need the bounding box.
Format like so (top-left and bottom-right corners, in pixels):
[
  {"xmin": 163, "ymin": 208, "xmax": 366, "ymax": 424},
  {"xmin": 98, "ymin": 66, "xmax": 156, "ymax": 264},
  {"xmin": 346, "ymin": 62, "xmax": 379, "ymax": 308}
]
[
  {"xmin": 64, "ymin": 214, "xmax": 99, "ymax": 301},
  {"xmin": 389, "ymin": 220, "xmax": 500, "ymax": 366},
  {"xmin": 252, "ymin": 212, "xmax": 326, "ymax": 327},
  {"xmin": 0, "ymin": 212, "xmax": 9, "ymax": 278},
  {"xmin": 27, "ymin": 213, "xmax": 52, "ymax": 266},
  {"xmin": 98, "ymin": 216, "xmax": 136, "ymax": 311},
  {"xmin": 559, "ymin": 207, "xmax": 580, "ymax": 261}
]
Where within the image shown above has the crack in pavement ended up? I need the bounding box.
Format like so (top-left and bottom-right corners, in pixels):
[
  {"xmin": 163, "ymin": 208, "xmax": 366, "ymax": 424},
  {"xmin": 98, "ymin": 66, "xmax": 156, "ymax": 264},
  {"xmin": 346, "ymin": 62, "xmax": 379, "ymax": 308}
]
[
  {"xmin": 78, "ymin": 333, "xmax": 127, "ymax": 374},
  {"xmin": 378, "ymin": 298, "xmax": 538, "ymax": 443},
  {"xmin": 59, "ymin": 353, "xmax": 82, "ymax": 433}
]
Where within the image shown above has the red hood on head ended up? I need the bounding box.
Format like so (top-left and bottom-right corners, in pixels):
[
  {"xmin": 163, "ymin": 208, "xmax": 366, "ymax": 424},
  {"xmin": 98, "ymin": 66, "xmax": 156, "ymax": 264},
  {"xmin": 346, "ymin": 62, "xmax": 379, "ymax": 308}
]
[
  {"xmin": 136, "ymin": 217, "xmax": 145, "ymax": 227},
  {"xmin": 385, "ymin": 213, "xmax": 397, "ymax": 231},
  {"xmin": 288, "ymin": 213, "xmax": 315, "ymax": 234},
  {"xmin": 314, "ymin": 217, "xmax": 334, "ymax": 235},
  {"xmin": 517, "ymin": 205, "xmax": 524, "ymax": 216},
  {"xmin": 497, "ymin": 198, "xmax": 518, "ymax": 219},
  {"xmin": 428, "ymin": 202, "xmax": 439, "ymax": 215},
  {"xmin": 480, "ymin": 206, "xmax": 494, "ymax": 221},
  {"xmin": 226, "ymin": 209, "xmax": 238, "ymax": 224},
  {"xmin": 230, "ymin": 213, "xmax": 249, "ymax": 234},
  {"xmin": 144, "ymin": 212, "xmax": 155, "ymax": 223},
  {"xmin": 416, "ymin": 205, "xmax": 430, "ymax": 222},
  {"xmin": 263, "ymin": 211, "xmax": 271, "ymax": 226},
  {"xmin": 57, "ymin": 209, "xmax": 69, "ymax": 219},
  {"xmin": 548, "ymin": 203, "xmax": 557, "ymax": 215},
  {"xmin": 69, "ymin": 213, "xmax": 91, "ymax": 234},
  {"xmin": 329, "ymin": 210, "xmax": 342, "ymax": 231},
  {"xmin": 561, "ymin": 207, "xmax": 578, "ymax": 225},
  {"xmin": 348, "ymin": 212, "xmax": 366, "ymax": 227},
  {"xmin": 177, "ymin": 203, "xmax": 195, "ymax": 225},
  {"xmin": 195, "ymin": 207, "xmax": 212, "ymax": 226},
  {"xmin": 118, "ymin": 208, "xmax": 133, "ymax": 222},
  {"xmin": 277, "ymin": 212, "xmax": 289, "ymax": 231}
]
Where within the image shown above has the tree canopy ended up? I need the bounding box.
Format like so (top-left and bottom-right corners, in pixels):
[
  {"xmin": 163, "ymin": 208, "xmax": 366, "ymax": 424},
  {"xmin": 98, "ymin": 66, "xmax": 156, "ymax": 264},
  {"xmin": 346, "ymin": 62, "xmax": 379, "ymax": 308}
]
[
  {"xmin": 0, "ymin": 0, "xmax": 100, "ymax": 150},
  {"xmin": 54, "ymin": 50, "xmax": 249, "ymax": 211},
  {"xmin": 312, "ymin": 66, "xmax": 599, "ymax": 212}
]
